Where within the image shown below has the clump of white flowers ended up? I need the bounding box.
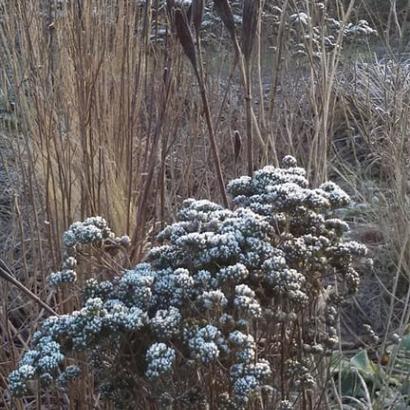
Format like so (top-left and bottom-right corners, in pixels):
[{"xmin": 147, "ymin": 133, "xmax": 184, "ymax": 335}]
[
  {"xmin": 9, "ymin": 157, "xmax": 369, "ymax": 408},
  {"xmin": 145, "ymin": 343, "xmax": 176, "ymax": 380},
  {"xmin": 48, "ymin": 216, "xmax": 129, "ymax": 287}
]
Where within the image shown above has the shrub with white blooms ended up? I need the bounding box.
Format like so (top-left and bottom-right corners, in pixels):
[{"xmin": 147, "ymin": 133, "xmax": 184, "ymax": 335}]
[{"xmin": 9, "ymin": 157, "xmax": 369, "ymax": 408}]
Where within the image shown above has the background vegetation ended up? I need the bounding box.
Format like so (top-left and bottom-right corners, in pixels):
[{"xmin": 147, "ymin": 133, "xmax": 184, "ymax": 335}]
[{"xmin": 0, "ymin": 0, "xmax": 409, "ymax": 408}]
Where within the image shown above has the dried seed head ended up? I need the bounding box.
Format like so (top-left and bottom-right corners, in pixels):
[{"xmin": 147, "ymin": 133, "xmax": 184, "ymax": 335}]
[
  {"xmin": 174, "ymin": 7, "xmax": 197, "ymax": 70},
  {"xmin": 191, "ymin": 0, "xmax": 204, "ymax": 35},
  {"xmin": 233, "ymin": 130, "xmax": 242, "ymax": 162},
  {"xmin": 242, "ymin": 0, "xmax": 261, "ymax": 62},
  {"xmin": 213, "ymin": 0, "xmax": 237, "ymax": 46}
]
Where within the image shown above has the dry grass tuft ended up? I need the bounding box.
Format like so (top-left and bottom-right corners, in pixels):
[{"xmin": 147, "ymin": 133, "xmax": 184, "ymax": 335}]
[{"xmin": 0, "ymin": 0, "xmax": 409, "ymax": 408}]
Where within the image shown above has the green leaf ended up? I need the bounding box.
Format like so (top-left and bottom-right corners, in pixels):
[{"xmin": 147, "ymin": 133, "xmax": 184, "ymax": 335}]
[
  {"xmin": 399, "ymin": 334, "xmax": 410, "ymax": 351},
  {"xmin": 350, "ymin": 350, "xmax": 376, "ymax": 376}
]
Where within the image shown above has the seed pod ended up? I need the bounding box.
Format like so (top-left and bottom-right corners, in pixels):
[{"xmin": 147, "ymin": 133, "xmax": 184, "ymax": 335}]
[
  {"xmin": 174, "ymin": 7, "xmax": 197, "ymax": 70},
  {"xmin": 213, "ymin": 0, "xmax": 237, "ymax": 45},
  {"xmin": 233, "ymin": 130, "xmax": 242, "ymax": 163},
  {"xmin": 242, "ymin": 0, "xmax": 260, "ymax": 62},
  {"xmin": 191, "ymin": 0, "xmax": 204, "ymax": 35}
]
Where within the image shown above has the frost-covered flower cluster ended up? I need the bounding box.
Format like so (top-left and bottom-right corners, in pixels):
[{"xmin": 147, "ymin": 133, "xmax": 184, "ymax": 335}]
[
  {"xmin": 62, "ymin": 216, "xmax": 109, "ymax": 247},
  {"xmin": 188, "ymin": 324, "xmax": 227, "ymax": 364},
  {"xmin": 234, "ymin": 284, "xmax": 262, "ymax": 318},
  {"xmin": 48, "ymin": 216, "xmax": 129, "ymax": 286},
  {"xmin": 151, "ymin": 306, "xmax": 181, "ymax": 338},
  {"xmin": 145, "ymin": 343, "xmax": 176, "ymax": 379},
  {"xmin": 283, "ymin": 4, "xmax": 377, "ymax": 58},
  {"xmin": 286, "ymin": 359, "xmax": 317, "ymax": 389},
  {"xmin": 9, "ymin": 157, "xmax": 369, "ymax": 409},
  {"xmin": 229, "ymin": 359, "xmax": 272, "ymax": 405}
]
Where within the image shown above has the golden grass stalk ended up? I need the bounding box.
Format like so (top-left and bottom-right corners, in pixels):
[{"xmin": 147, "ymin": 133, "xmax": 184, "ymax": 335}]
[{"xmin": 171, "ymin": 2, "xmax": 229, "ymax": 207}]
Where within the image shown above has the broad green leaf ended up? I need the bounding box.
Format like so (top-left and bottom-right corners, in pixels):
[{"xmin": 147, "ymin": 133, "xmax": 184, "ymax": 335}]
[{"xmin": 350, "ymin": 350, "xmax": 377, "ymax": 377}]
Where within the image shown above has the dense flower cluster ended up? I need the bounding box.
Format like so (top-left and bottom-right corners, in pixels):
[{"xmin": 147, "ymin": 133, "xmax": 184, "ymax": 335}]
[
  {"xmin": 188, "ymin": 324, "xmax": 227, "ymax": 364},
  {"xmin": 48, "ymin": 217, "xmax": 129, "ymax": 286},
  {"xmin": 145, "ymin": 343, "xmax": 176, "ymax": 380},
  {"xmin": 9, "ymin": 157, "xmax": 368, "ymax": 408}
]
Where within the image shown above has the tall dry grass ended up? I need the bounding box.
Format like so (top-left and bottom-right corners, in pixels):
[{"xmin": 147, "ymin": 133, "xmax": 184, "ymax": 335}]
[{"xmin": 0, "ymin": 0, "xmax": 409, "ymax": 408}]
